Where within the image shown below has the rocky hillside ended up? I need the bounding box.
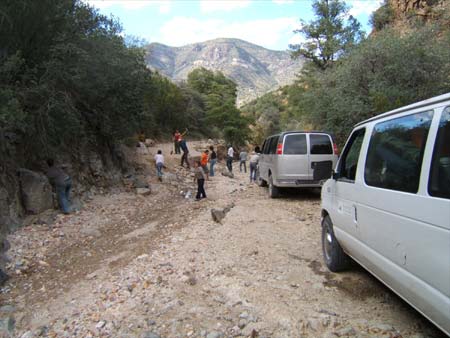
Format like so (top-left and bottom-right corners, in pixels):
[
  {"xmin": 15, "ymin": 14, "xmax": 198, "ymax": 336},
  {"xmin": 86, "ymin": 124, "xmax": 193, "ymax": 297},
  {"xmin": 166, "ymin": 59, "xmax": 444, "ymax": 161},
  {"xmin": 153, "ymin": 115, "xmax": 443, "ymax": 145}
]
[
  {"xmin": 371, "ymin": 0, "xmax": 449, "ymax": 31},
  {"xmin": 145, "ymin": 38, "xmax": 304, "ymax": 106}
]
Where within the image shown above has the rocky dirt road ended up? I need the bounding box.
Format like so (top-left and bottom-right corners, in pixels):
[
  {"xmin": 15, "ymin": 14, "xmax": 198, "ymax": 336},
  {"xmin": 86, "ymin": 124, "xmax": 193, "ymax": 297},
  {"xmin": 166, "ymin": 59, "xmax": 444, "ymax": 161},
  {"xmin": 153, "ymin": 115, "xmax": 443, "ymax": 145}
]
[{"xmin": 0, "ymin": 142, "xmax": 446, "ymax": 338}]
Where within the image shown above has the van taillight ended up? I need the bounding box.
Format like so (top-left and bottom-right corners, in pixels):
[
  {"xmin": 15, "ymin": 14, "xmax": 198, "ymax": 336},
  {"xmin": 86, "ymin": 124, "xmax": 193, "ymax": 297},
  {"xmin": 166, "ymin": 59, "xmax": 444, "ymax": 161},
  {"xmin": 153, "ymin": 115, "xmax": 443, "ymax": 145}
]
[
  {"xmin": 333, "ymin": 143, "xmax": 339, "ymax": 155},
  {"xmin": 276, "ymin": 143, "xmax": 283, "ymax": 155}
]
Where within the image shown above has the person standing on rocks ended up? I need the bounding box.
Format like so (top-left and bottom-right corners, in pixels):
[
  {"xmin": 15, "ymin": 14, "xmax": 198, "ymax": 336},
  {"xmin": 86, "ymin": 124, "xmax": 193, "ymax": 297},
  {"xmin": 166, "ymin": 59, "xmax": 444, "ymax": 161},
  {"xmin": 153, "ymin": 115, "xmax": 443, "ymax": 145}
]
[
  {"xmin": 201, "ymin": 149, "xmax": 210, "ymax": 180},
  {"xmin": 46, "ymin": 159, "xmax": 72, "ymax": 214},
  {"xmin": 209, "ymin": 146, "xmax": 217, "ymax": 177},
  {"xmin": 194, "ymin": 160, "xmax": 207, "ymax": 201},
  {"xmin": 227, "ymin": 144, "xmax": 234, "ymax": 172},
  {"xmin": 239, "ymin": 148, "xmax": 248, "ymax": 173},
  {"xmin": 155, "ymin": 150, "xmax": 164, "ymax": 181},
  {"xmin": 180, "ymin": 138, "xmax": 190, "ymax": 169},
  {"xmin": 249, "ymin": 150, "xmax": 260, "ymax": 183}
]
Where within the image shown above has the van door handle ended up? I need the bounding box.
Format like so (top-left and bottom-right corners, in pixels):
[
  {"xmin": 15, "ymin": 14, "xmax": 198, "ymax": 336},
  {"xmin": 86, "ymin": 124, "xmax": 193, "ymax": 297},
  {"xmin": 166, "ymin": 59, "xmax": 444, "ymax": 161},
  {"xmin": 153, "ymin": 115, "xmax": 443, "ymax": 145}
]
[{"xmin": 353, "ymin": 205, "xmax": 358, "ymax": 222}]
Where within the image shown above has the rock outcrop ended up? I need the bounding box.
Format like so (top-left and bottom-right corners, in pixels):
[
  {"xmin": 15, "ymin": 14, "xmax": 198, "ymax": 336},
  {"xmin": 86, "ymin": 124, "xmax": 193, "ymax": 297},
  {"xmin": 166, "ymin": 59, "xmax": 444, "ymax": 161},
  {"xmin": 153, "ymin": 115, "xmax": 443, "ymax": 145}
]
[{"xmin": 17, "ymin": 169, "xmax": 53, "ymax": 215}]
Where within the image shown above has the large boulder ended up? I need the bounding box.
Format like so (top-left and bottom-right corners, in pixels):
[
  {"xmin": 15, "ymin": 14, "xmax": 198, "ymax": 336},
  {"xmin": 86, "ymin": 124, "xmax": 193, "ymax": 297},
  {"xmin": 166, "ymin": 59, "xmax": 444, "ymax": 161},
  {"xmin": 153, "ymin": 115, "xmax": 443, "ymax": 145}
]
[{"xmin": 17, "ymin": 168, "xmax": 53, "ymax": 214}]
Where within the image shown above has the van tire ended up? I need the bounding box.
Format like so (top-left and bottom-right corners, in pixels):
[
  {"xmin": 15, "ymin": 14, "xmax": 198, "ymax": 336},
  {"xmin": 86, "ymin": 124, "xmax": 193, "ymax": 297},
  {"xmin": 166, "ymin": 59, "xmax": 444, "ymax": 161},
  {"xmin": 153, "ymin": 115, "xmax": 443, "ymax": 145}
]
[
  {"xmin": 268, "ymin": 175, "xmax": 280, "ymax": 198},
  {"xmin": 322, "ymin": 215, "xmax": 350, "ymax": 272}
]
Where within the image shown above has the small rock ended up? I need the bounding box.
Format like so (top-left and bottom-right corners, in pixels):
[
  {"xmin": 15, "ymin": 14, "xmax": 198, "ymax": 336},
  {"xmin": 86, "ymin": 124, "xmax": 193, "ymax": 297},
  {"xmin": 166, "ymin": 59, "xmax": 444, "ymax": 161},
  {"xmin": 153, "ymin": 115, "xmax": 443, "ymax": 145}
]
[
  {"xmin": 34, "ymin": 326, "xmax": 48, "ymax": 336},
  {"xmin": 20, "ymin": 331, "xmax": 34, "ymax": 338},
  {"xmin": 142, "ymin": 332, "xmax": 160, "ymax": 338},
  {"xmin": 136, "ymin": 188, "xmax": 151, "ymax": 196},
  {"xmin": 211, "ymin": 209, "xmax": 226, "ymax": 223},
  {"xmin": 230, "ymin": 326, "xmax": 241, "ymax": 337},
  {"xmin": 96, "ymin": 320, "xmax": 106, "ymax": 329},
  {"xmin": 334, "ymin": 326, "xmax": 357, "ymax": 337},
  {"xmin": 221, "ymin": 170, "xmax": 234, "ymax": 179},
  {"xmin": 307, "ymin": 318, "xmax": 321, "ymax": 331},
  {"xmin": 186, "ymin": 275, "xmax": 197, "ymax": 286},
  {"xmin": 239, "ymin": 311, "xmax": 249, "ymax": 319},
  {"xmin": 206, "ymin": 331, "xmax": 223, "ymax": 338},
  {"xmin": 0, "ymin": 306, "xmax": 15, "ymax": 313},
  {"xmin": 238, "ymin": 319, "xmax": 247, "ymax": 329},
  {"xmin": 369, "ymin": 323, "xmax": 395, "ymax": 332},
  {"xmin": 147, "ymin": 319, "xmax": 156, "ymax": 326},
  {"xmin": 0, "ymin": 316, "xmax": 15, "ymax": 333}
]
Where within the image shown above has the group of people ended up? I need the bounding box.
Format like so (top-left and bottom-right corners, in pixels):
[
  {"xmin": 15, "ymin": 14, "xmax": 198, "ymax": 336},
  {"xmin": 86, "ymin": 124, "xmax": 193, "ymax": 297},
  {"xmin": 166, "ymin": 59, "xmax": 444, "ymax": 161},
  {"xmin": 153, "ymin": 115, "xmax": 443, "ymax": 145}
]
[{"xmin": 226, "ymin": 145, "xmax": 261, "ymax": 182}]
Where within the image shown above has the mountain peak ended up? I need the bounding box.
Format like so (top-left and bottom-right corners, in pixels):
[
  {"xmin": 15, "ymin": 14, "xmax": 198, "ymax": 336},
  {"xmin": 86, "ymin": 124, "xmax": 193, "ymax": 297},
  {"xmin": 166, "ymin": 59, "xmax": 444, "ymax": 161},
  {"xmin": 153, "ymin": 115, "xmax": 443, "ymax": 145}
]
[{"xmin": 145, "ymin": 38, "xmax": 303, "ymax": 105}]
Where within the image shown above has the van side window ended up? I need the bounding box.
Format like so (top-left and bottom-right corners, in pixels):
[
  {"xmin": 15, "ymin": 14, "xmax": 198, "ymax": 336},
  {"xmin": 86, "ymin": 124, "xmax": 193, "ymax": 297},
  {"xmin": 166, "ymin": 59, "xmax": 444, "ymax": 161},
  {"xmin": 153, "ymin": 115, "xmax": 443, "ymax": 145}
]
[
  {"xmin": 269, "ymin": 136, "xmax": 279, "ymax": 154},
  {"xmin": 310, "ymin": 134, "xmax": 333, "ymax": 154},
  {"xmin": 283, "ymin": 134, "xmax": 307, "ymax": 155},
  {"xmin": 338, "ymin": 128, "xmax": 365, "ymax": 182},
  {"xmin": 429, "ymin": 107, "xmax": 450, "ymax": 199},
  {"xmin": 365, "ymin": 110, "xmax": 433, "ymax": 194},
  {"xmin": 261, "ymin": 140, "xmax": 267, "ymax": 154},
  {"xmin": 262, "ymin": 138, "xmax": 270, "ymax": 154}
]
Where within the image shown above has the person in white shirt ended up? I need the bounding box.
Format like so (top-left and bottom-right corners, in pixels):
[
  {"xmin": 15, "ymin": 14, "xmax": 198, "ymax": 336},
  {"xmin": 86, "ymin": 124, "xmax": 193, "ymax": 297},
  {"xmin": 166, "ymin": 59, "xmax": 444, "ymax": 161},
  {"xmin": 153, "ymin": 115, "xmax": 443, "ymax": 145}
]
[
  {"xmin": 249, "ymin": 151, "xmax": 260, "ymax": 183},
  {"xmin": 227, "ymin": 145, "xmax": 234, "ymax": 172},
  {"xmin": 154, "ymin": 150, "xmax": 164, "ymax": 180}
]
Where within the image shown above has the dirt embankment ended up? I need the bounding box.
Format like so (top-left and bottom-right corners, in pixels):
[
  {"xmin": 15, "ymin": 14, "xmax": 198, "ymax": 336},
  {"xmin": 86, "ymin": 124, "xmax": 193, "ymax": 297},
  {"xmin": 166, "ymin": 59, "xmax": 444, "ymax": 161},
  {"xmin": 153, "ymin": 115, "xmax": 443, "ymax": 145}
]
[{"xmin": 0, "ymin": 142, "xmax": 445, "ymax": 338}]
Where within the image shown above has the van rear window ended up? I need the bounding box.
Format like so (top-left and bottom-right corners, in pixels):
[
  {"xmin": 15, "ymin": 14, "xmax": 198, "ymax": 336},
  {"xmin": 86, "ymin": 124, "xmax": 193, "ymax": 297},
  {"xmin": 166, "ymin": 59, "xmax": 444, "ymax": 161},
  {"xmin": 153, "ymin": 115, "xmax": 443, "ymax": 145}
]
[
  {"xmin": 283, "ymin": 134, "xmax": 307, "ymax": 155},
  {"xmin": 429, "ymin": 107, "xmax": 450, "ymax": 199},
  {"xmin": 364, "ymin": 110, "xmax": 433, "ymax": 193},
  {"xmin": 310, "ymin": 134, "xmax": 333, "ymax": 154}
]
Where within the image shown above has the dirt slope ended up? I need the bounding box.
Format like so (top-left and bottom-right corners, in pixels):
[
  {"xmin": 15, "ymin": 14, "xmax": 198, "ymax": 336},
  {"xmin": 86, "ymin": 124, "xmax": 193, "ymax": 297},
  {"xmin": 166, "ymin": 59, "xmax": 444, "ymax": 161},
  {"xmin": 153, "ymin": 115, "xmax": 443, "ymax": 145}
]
[{"xmin": 0, "ymin": 142, "xmax": 445, "ymax": 338}]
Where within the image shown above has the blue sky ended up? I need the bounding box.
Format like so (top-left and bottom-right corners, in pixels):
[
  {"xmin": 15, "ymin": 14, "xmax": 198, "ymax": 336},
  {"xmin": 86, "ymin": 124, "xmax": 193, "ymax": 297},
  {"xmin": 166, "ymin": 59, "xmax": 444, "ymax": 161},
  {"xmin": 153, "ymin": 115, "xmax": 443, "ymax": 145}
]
[{"xmin": 85, "ymin": 0, "xmax": 383, "ymax": 51}]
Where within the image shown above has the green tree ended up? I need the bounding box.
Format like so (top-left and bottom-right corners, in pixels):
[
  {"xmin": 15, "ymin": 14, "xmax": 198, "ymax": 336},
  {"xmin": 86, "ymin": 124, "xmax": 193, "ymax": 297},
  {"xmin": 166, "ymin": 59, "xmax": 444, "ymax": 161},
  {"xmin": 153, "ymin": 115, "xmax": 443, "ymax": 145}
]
[
  {"xmin": 187, "ymin": 68, "xmax": 251, "ymax": 145},
  {"xmin": 290, "ymin": 0, "xmax": 364, "ymax": 70},
  {"xmin": 298, "ymin": 26, "xmax": 450, "ymax": 144}
]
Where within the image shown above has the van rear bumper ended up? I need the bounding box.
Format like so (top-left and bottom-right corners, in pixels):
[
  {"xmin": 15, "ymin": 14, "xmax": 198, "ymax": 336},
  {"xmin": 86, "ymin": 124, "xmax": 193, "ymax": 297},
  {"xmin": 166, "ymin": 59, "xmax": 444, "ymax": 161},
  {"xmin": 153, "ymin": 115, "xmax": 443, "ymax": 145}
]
[{"xmin": 274, "ymin": 178, "xmax": 322, "ymax": 188}]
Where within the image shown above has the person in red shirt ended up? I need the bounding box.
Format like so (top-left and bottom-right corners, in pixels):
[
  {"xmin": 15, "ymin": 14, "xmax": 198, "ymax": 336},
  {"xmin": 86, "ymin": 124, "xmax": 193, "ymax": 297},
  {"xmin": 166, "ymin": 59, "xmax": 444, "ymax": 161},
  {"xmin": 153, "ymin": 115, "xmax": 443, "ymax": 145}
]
[
  {"xmin": 173, "ymin": 130, "xmax": 181, "ymax": 154},
  {"xmin": 201, "ymin": 149, "xmax": 209, "ymax": 180}
]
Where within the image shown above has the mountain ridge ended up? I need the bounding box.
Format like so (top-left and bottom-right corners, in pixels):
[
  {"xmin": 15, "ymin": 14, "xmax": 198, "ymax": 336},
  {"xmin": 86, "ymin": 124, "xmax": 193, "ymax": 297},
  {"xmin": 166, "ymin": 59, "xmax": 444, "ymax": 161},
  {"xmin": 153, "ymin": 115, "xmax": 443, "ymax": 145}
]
[{"xmin": 144, "ymin": 38, "xmax": 304, "ymax": 105}]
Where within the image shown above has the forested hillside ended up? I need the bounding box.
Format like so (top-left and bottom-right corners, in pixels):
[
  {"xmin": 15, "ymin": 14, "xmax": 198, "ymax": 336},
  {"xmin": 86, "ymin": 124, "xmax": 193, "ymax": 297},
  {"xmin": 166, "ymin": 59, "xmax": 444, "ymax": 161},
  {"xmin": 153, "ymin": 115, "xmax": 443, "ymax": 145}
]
[
  {"xmin": 0, "ymin": 1, "xmax": 248, "ymax": 232},
  {"xmin": 242, "ymin": 0, "xmax": 450, "ymax": 145}
]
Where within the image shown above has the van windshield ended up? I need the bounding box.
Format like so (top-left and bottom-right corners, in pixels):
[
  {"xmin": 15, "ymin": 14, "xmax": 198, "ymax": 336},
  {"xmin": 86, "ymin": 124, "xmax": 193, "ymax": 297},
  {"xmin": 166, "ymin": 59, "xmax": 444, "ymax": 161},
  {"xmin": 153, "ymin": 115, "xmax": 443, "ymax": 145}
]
[{"xmin": 283, "ymin": 134, "xmax": 307, "ymax": 155}]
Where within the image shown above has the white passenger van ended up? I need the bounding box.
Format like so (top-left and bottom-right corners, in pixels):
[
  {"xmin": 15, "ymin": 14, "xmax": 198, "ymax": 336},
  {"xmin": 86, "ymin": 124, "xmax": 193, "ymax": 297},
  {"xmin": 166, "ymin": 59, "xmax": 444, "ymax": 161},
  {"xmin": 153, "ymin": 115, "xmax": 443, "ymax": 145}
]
[
  {"xmin": 320, "ymin": 93, "xmax": 450, "ymax": 335},
  {"xmin": 257, "ymin": 131, "xmax": 338, "ymax": 197}
]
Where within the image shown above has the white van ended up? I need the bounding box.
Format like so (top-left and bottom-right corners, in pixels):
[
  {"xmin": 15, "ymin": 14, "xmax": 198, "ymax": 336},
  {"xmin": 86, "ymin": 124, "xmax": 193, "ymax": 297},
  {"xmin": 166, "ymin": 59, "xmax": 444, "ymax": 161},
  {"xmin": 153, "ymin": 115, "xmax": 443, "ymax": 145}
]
[
  {"xmin": 257, "ymin": 131, "xmax": 338, "ymax": 197},
  {"xmin": 320, "ymin": 93, "xmax": 450, "ymax": 335}
]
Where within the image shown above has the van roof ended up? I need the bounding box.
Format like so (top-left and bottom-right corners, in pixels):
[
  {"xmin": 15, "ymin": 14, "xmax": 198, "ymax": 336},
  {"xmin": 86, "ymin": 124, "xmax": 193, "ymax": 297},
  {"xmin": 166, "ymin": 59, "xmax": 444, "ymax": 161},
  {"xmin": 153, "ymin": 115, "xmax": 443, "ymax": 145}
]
[
  {"xmin": 355, "ymin": 92, "xmax": 450, "ymax": 127},
  {"xmin": 267, "ymin": 131, "xmax": 333, "ymax": 138}
]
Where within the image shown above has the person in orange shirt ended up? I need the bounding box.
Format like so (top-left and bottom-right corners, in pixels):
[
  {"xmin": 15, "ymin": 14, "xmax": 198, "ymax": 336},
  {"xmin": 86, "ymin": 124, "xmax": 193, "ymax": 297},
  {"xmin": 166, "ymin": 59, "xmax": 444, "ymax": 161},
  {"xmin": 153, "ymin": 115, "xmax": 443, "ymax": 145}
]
[{"xmin": 201, "ymin": 149, "xmax": 209, "ymax": 180}]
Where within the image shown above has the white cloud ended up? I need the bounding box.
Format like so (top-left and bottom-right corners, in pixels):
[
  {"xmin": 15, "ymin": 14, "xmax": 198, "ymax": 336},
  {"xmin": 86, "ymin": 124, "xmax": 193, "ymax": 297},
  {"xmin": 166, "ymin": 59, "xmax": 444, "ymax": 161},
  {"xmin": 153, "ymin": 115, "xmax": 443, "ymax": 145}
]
[
  {"xmin": 156, "ymin": 16, "xmax": 300, "ymax": 50},
  {"xmin": 288, "ymin": 33, "xmax": 305, "ymax": 47},
  {"xmin": 348, "ymin": 0, "xmax": 383, "ymax": 17},
  {"xmin": 83, "ymin": 0, "xmax": 171, "ymax": 13},
  {"xmin": 199, "ymin": 0, "xmax": 251, "ymax": 13},
  {"xmin": 272, "ymin": 0, "xmax": 294, "ymax": 4}
]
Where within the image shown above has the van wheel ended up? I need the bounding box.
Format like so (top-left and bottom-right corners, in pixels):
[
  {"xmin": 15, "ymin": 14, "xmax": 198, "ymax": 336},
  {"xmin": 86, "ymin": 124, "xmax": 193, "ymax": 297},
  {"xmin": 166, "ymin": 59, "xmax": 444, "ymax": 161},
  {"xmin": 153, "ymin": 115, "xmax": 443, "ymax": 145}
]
[
  {"xmin": 256, "ymin": 170, "xmax": 266, "ymax": 187},
  {"xmin": 268, "ymin": 175, "xmax": 280, "ymax": 198},
  {"xmin": 322, "ymin": 215, "xmax": 350, "ymax": 272}
]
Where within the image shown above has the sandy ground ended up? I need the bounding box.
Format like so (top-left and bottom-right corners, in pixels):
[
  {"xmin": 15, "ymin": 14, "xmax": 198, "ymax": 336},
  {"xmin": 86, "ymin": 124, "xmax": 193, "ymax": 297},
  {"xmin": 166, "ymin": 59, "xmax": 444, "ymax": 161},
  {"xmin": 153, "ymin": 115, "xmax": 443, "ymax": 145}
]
[{"xmin": 0, "ymin": 142, "xmax": 446, "ymax": 338}]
